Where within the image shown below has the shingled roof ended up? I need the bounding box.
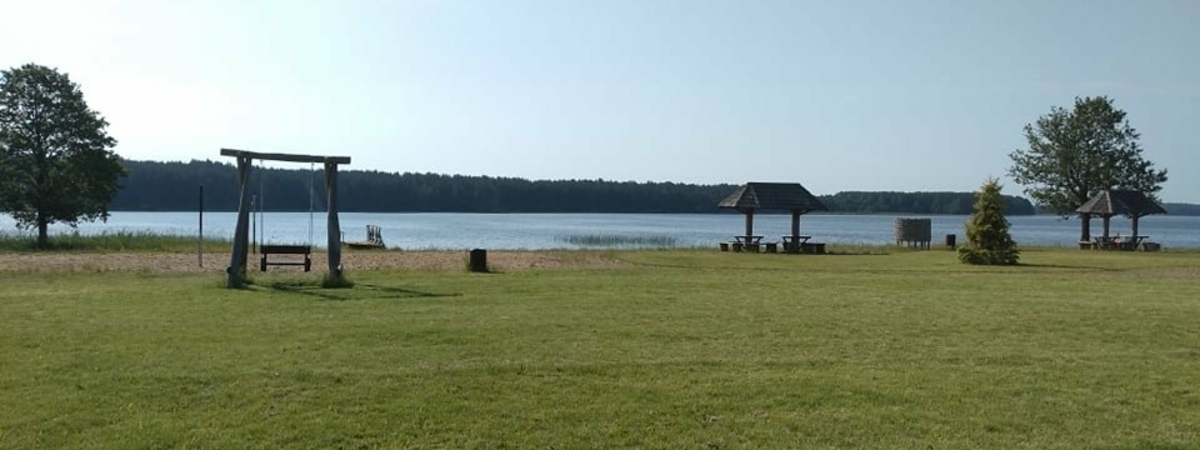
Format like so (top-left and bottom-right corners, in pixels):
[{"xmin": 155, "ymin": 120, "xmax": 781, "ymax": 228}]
[
  {"xmin": 718, "ymin": 182, "xmax": 828, "ymax": 212},
  {"xmin": 1075, "ymin": 189, "xmax": 1167, "ymax": 217}
]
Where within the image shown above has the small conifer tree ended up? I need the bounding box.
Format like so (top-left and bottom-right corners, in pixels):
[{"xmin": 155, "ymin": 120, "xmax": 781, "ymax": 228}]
[{"xmin": 958, "ymin": 178, "xmax": 1020, "ymax": 265}]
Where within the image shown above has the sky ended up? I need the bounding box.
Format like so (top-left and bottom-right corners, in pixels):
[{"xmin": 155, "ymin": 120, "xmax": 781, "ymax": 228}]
[{"xmin": 2, "ymin": 0, "xmax": 1197, "ymax": 202}]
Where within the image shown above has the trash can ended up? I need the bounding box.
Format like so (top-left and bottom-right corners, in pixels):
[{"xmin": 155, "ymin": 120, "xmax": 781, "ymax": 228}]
[
  {"xmin": 469, "ymin": 248, "xmax": 488, "ymax": 272},
  {"xmin": 945, "ymin": 234, "xmax": 957, "ymax": 250}
]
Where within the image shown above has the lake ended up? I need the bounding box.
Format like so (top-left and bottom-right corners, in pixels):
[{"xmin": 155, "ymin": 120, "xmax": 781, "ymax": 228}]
[{"xmin": 2, "ymin": 212, "xmax": 1197, "ymax": 250}]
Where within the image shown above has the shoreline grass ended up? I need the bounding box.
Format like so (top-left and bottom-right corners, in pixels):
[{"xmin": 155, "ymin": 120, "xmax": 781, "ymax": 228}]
[
  {"xmin": 0, "ymin": 231, "xmax": 233, "ymax": 253},
  {"xmin": 557, "ymin": 233, "xmax": 679, "ymax": 248}
]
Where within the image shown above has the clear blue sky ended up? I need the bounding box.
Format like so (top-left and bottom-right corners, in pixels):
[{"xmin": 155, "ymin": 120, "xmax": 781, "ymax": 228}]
[{"xmin": 3, "ymin": 0, "xmax": 1196, "ymax": 202}]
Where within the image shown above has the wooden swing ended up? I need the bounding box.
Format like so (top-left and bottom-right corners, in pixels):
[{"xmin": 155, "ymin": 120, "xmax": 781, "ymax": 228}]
[
  {"xmin": 257, "ymin": 162, "xmax": 317, "ymax": 272},
  {"xmin": 221, "ymin": 149, "xmax": 351, "ymax": 288}
]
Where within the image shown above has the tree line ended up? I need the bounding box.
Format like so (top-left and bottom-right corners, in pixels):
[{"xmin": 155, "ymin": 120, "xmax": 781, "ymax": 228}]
[
  {"xmin": 110, "ymin": 159, "xmax": 1039, "ymax": 215},
  {"xmin": 821, "ymin": 191, "xmax": 1035, "ymax": 215}
]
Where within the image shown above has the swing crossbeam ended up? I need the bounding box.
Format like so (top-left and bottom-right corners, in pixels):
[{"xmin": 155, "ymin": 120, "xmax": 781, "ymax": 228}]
[
  {"xmin": 220, "ymin": 148, "xmax": 350, "ymax": 164},
  {"xmin": 259, "ymin": 244, "xmax": 312, "ymax": 272}
]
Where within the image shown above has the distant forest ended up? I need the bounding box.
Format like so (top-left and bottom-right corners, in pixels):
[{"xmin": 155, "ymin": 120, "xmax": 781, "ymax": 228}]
[{"xmin": 111, "ymin": 159, "xmax": 1046, "ymax": 215}]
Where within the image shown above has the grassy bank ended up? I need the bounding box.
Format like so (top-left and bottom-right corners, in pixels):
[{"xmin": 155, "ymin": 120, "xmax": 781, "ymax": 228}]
[
  {"xmin": 2, "ymin": 249, "xmax": 1199, "ymax": 448},
  {"xmin": 0, "ymin": 231, "xmax": 233, "ymax": 253}
]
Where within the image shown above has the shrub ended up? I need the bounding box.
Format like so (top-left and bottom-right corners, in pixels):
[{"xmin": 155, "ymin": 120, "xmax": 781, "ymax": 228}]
[{"xmin": 958, "ymin": 178, "xmax": 1020, "ymax": 265}]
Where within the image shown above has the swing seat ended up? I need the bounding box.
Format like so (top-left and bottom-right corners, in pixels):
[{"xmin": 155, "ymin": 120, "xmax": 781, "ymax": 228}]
[{"xmin": 260, "ymin": 245, "xmax": 312, "ymax": 272}]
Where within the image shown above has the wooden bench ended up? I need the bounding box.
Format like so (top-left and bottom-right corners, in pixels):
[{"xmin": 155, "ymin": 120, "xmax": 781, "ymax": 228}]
[
  {"xmin": 782, "ymin": 235, "xmax": 812, "ymax": 254},
  {"xmin": 800, "ymin": 242, "xmax": 826, "ymax": 254},
  {"xmin": 260, "ymin": 244, "xmax": 312, "ymax": 272}
]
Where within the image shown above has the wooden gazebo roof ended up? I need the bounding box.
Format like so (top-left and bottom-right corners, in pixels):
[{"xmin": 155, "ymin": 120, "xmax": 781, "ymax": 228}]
[
  {"xmin": 1075, "ymin": 190, "xmax": 1167, "ymax": 217},
  {"xmin": 718, "ymin": 182, "xmax": 827, "ymax": 212}
]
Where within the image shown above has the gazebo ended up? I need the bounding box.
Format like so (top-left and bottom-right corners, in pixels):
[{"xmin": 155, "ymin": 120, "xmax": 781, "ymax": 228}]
[
  {"xmin": 1075, "ymin": 189, "xmax": 1167, "ymax": 250},
  {"xmin": 718, "ymin": 182, "xmax": 827, "ymax": 253}
]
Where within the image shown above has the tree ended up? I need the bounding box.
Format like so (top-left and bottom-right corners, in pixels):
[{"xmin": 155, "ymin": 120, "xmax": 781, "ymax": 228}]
[
  {"xmin": 0, "ymin": 63, "xmax": 125, "ymax": 248},
  {"xmin": 958, "ymin": 178, "xmax": 1019, "ymax": 265},
  {"xmin": 1009, "ymin": 96, "xmax": 1168, "ymax": 241}
]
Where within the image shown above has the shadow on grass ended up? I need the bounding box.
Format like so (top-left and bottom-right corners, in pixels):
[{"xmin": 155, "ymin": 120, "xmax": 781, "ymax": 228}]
[
  {"xmin": 268, "ymin": 281, "xmax": 461, "ymax": 301},
  {"xmin": 1017, "ymin": 262, "xmax": 1120, "ymax": 271}
]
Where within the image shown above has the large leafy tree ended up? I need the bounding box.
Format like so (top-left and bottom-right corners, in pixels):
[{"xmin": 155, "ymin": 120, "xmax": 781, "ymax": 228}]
[
  {"xmin": 958, "ymin": 178, "xmax": 1019, "ymax": 265},
  {"xmin": 1009, "ymin": 96, "xmax": 1168, "ymax": 241},
  {"xmin": 0, "ymin": 63, "xmax": 125, "ymax": 248}
]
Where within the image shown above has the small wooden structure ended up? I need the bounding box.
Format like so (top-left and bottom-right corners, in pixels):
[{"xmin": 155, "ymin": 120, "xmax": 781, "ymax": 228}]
[
  {"xmin": 1075, "ymin": 189, "xmax": 1167, "ymax": 250},
  {"xmin": 220, "ymin": 148, "xmax": 351, "ymax": 287},
  {"xmin": 718, "ymin": 182, "xmax": 827, "ymax": 254},
  {"xmin": 343, "ymin": 225, "xmax": 386, "ymax": 250},
  {"xmin": 894, "ymin": 218, "xmax": 932, "ymax": 249}
]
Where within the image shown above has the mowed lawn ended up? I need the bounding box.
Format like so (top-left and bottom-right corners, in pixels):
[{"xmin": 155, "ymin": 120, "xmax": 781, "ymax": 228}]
[{"xmin": 2, "ymin": 249, "xmax": 1200, "ymax": 449}]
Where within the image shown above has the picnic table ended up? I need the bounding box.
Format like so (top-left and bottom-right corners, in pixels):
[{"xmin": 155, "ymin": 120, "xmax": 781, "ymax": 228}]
[
  {"xmin": 734, "ymin": 235, "xmax": 764, "ymax": 245},
  {"xmin": 1093, "ymin": 235, "xmax": 1149, "ymax": 251},
  {"xmin": 781, "ymin": 235, "xmax": 811, "ymax": 245}
]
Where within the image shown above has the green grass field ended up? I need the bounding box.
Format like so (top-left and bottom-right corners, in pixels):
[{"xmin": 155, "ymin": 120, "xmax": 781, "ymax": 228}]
[{"xmin": 3, "ymin": 249, "xmax": 1199, "ymax": 449}]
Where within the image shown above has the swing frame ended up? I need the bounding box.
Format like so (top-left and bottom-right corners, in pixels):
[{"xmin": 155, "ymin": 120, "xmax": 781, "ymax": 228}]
[{"xmin": 220, "ymin": 148, "xmax": 351, "ymax": 288}]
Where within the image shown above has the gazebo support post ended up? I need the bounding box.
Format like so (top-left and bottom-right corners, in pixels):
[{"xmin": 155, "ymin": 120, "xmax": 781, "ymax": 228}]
[
  {"xmin": 226, "ymin": 156, "xmax": 253, "ymax": 288},
  {"xmin": 743, "ymin": 208, "xmax": 755, "ymax": 241},
  {"xmin": 1102, "ymin": 215, "xmax": 1111, "ymax": 239},
  {"xmin": 1131, "ymin": 215, "xmax": 1140, "ymax": 242},
  {"xmin": 325, "ymin": 162, "xmax": 343, "ymax": 279},
  {"xmin": 790, "ymin": 210, "xmax": 801, "ymax": 253},
  {"xmin": 1080, "ymin": 213, "xmax": 1091, "ymax": 242}
]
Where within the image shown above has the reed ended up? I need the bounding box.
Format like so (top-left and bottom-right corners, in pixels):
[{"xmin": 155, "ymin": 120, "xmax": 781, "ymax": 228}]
[{"xmin": 557, "ymin": 233, "xmax": 679, "ymax": 248}]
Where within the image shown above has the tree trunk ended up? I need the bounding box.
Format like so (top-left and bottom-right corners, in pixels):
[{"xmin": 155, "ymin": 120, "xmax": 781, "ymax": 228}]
[
  {"xmin": 1079, "ymin": 213, "xmax": 1091, "ymax": 242},
  {"xmin": 37, "ymin": 214, "xmax": 49, "ymax": 249}
]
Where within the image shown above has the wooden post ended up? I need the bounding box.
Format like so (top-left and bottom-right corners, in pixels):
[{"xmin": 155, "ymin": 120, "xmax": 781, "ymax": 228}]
[
  {"xmin": 791, "ymin": 209, "xmax": 801, "ymax": 242},
  {"xmin": 1102, "ymin": 215, "xmax": 1111, "ymax": 238},
  {"xmin": 325, "ymin": 162, "xmax": 342, "ymax": 277},
  {"xmin": 1131, "ymin": 215, "xmax": 1140, "ymax": 241},
  {"xmin": 227, "ymin": 157, "xmax": 252, "ymax": 287},
  {"xmin": 198, "ymin": 185, "xmax": 204, "ymax": 268},
  {"xmin": 744, "ymin": 209, "xmax": 754, "ymax": 241},
  {"xmin": 1080, "ymin": 213, "xmax": 1091, "ymax": 241}
]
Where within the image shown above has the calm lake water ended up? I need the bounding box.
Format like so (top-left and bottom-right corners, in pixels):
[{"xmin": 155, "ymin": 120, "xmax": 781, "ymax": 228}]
[{"xmin": 2, "ymin": 212, "xmax": 1197, "ymax": 250}]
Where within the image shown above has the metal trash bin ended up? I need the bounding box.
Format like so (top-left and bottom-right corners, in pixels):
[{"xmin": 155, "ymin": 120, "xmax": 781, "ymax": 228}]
[{"xmin": 469, "ymin": 248, "xmax": 488, "ymax": 272}]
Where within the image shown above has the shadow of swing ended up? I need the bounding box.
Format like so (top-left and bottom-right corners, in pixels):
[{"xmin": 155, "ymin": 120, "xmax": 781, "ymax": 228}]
[
  {"xmin": 268, "ymin": 282, "xmax": 462, "ymax": 301},
  {"xmin": 1013, "ymin": 262, "xmax": 1121, "ymax": 272}
]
